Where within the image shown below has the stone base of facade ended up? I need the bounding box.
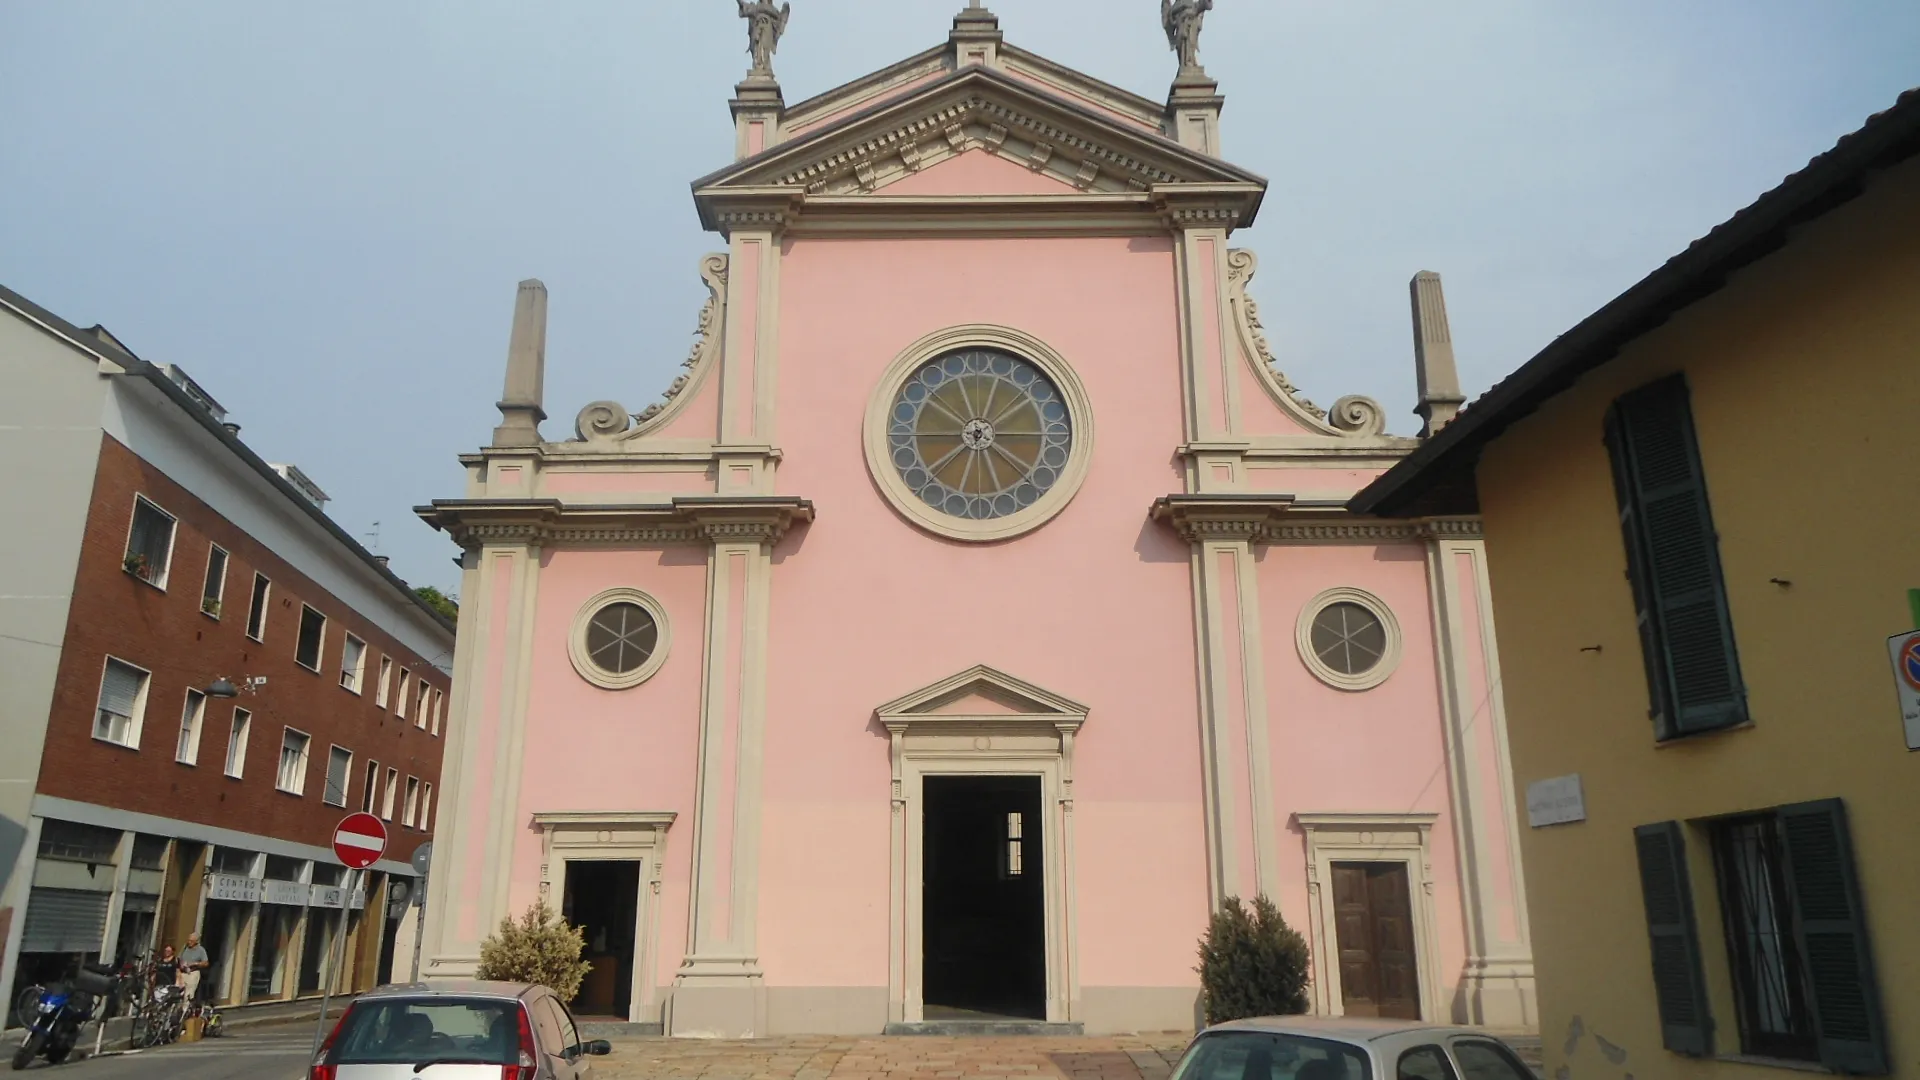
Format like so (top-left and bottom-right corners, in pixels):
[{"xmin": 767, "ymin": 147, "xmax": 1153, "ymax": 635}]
[
  {"xmin": 667, "ymin": 968, "xmax": 768, "ymax": 1038},
  {"xmin": 1078, "ymin": 986, "xmax": 1202, "ymax": 1034},
  {"xmin": 765, "ymin": 986, "xmax": 889, "ymax": 1034},
  {"xmin": 1452, "ymin": 959, "xmax": 1538, "ymax": 1030}
]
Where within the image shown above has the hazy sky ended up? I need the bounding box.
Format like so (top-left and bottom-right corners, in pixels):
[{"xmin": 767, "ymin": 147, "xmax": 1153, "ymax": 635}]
[{"xmin": 3, "ymin": 2, "xmax": 1915, "ymax": 594}]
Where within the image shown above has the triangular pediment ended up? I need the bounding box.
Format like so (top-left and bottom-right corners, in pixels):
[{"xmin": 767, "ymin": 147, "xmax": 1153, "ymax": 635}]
[
  {"xmin": 876, "ymin": 664, "xmax": 1089, "ymax": 724},
  {"xmin": 696, "ymin": 66, "xmax": 1263, "ymax": 202},
  {"xmin": 876, "ymin": 147, "xmax": 1081, "ymax": 197}
]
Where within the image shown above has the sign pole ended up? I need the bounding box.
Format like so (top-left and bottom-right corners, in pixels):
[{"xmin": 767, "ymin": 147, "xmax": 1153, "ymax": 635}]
[
  {"xmin": 1907, "ymin": 587, "xmax": 1920, "ymax": 631},
  {"xmin": 409, "ymin": 873, "xmax": 428, "ymax": 983},
  {"xmin": 310, "ymin": 868, "xmax": 358, "ymax": 1059}
]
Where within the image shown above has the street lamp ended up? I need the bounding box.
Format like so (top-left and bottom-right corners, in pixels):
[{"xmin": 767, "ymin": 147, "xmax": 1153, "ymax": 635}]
[{"xmin": 205, "ymin": 675, "xmax": 267, "ymax": 698}]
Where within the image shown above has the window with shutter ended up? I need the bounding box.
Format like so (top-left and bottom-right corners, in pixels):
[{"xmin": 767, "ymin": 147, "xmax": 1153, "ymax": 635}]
[
  {"xmin": 1776, "ymin": 799, "xmax": 1888, "ymax": 1074},
  {"xmin": 1633, "ymin": 820, "xmax": 1713, "ymax": 1055},
  {"xmin": 1603, "ymin": 376, "xmax": 1746, "ymax": 739},
  {"xmin": 95, "ymin": 657, "xmax": 149, "ymax": 747}
]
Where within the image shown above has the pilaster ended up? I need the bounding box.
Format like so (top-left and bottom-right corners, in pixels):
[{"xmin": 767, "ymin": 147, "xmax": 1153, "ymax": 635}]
[
  {"xmin": 1419, "ymin": 528, "xmax": 1536, "ymax": 1027},
  {"xmin": 710, "ymin": 192, "xmax": 796, "ymax": 450},
  {"xmin": 420, "ymin": 537, "xmax": 539, "ymax": 979},
  {"xmin": 1160, "ymin": 186, "xmax": 1258, "ymax": 444},
  {"xmin": 670, "ymin": 506, "xmax": 802, "ymax": 1038}
]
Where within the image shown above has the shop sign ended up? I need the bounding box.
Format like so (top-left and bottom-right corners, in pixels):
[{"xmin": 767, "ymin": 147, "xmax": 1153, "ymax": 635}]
[
  {"xmin": 310, "ymin": 884, "xmax": 347, "ymax": 909},
  {"xmin": 262, "ymin": 879, "xmax": 310, "ymax": 906},
  {"xmin": 206, "ymin": 873, "xmax": 262, "ymax": 904}
]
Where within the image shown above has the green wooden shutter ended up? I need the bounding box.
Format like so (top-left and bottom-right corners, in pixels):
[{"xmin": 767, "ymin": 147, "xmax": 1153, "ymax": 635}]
[
  {"xmin": 1603, "ymin": 376, "xmax": 1745, "ymax": 737},
  {"xmin": 1777, "ymin": 800, "xmax": 1888, "ymax": 1074},
  {"xmin": 1633, "ymin": 821, "xmax": 1713, "ymax": 1055}
]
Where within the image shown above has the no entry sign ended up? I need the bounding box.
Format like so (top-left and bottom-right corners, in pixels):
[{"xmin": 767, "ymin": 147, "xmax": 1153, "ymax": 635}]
[{"xmin": 333, "ymin": 812, "xmax": 389, "ymax": 869}]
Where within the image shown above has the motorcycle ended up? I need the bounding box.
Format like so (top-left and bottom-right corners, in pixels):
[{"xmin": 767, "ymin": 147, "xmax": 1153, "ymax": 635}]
[{"xmin": 11, "ymin": 963, "xmax": 114, "ymax": 1070}]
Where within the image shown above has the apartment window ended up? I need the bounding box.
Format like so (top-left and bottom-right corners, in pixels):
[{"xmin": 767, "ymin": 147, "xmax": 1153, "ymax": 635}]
[
  {"xmin": 403, "ymin": 776, "xmax": 421, "ymax": 827},
  {"xmin": 94, "ymin": 657, "xmax": 150, "ymax": 748},
  {"xmin": 375, "ymin": 656, "xmax": 393, "ymax": 708},
  {"xmin": 323, "ymin": 746, "xmax": 352, "ymax": 808},
  {"xmin": 415, "ymin": 681, "xmax": 431, "ymax": 729},
  {"xmin": 276, "ymin": 728, "xmax": 311, "ymax": 795},
  {"xmin": 245, "ymin": 573, "xmax": 271, "ymax": 641},
  {"xmin": 395, "ymin": 669, "xmax": 411, "ymax": 720},
  {"xmin": 361, "ymin": 760, "xmax": 380, "ymax": 814},
  {"xmin": 175, "ymin": 688, "xmax": 207, "ymax": 764},
  {"xmin": 429, "ymin": 689, "xmax": 443, "ymax": 736},
  {"xmin": 123, "ymin": 495, "xmax": 176, "ymax": 588},
  {"xmin": 338, "ymin": 634, "xmax": 367, "ymax": 694},
  {"xmin": 420, "ymin": 782, "xmax": 434, "ymax": 832},
  {"xmin": 224, "ymin": 709, "xmax": 251, "ymax": 778},
  {"xmin": 1634, "ymin": 802, "xmax": 1887, "ymax": 1071},
  {"xmin": 38, "ymin": 820, "xmax": 121, "ymax": 864},
  {"xmin": 380, "ymin": 768, "xmax": 398, "ymax": 820},
  {"xmin": 296, "ymin": 605, "xmax": 327, "ymax": 671},
  {"xmin": 1604, "ymin": 375, "xmax": 1745, "ymax": 740},
  {"xmin": 201, "ymin": 545, "xmax": 228, "ymax": 618}
]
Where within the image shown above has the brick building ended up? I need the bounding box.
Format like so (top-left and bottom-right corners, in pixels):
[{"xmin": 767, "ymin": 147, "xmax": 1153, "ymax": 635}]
[{"xmin": 0, "ymin": 283, "xmax": 455, "ymax": 1015}]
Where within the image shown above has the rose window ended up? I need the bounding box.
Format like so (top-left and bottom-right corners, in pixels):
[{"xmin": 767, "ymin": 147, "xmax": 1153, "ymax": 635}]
[{"xmin": 887, "ymin": 348, "xmax": 1073, "ymax": 521}]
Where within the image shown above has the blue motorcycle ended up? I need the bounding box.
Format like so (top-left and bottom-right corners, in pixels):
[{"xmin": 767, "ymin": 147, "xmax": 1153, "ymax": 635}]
[{"xmin": 11, "ymin": 963, "xmax": 114, "ymax": 1070}]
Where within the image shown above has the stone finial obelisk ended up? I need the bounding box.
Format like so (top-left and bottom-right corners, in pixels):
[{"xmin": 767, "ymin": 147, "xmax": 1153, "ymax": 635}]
[
  {"xmin": 1410, "ymin": 271, "xmax": 1466, "ymax": 437},
  {"xmin": 491, "ymin": 279, "xmax": 548, "ymax": 447},
  {"xmin": 949, "ymin": 1, "xmax": 1002, "ymax": 68}
]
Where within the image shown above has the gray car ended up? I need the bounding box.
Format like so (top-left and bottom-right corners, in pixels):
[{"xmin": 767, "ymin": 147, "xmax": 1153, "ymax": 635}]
[
  {"xmin": 306, "ymin": 980, "xmax": 611, "ymax": 1079},
  {"xmin": 1169, "ymin": 1017, "xmax": 1538, "ymax": 1080}
]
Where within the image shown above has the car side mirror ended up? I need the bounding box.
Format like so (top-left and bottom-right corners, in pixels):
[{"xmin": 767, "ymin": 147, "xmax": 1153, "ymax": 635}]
[{"xmin": 586, "ymin": 1039, "xmax": 612, "ymax": 1056}]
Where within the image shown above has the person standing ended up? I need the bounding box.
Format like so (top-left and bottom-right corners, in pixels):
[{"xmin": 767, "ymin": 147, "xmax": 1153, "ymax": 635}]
[
  {"xmin": 150, "ymin": 944, "xmax": 180, "ymax": 995},
  {"xmin": 178, "ymin": 933, "xmax": 210, "ymax": 1006}
]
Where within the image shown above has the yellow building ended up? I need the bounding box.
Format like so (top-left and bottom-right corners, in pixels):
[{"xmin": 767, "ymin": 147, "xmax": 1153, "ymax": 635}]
[{"xmin": 1354, "ymin": 90, "xmax": 1920, "ymax": 1077}]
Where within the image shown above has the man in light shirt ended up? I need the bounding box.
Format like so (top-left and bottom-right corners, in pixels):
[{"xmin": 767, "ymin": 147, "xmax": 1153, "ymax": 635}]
[{"xmin": 177, "ymin": 933, "xmax": 210, "ymax": 1006}]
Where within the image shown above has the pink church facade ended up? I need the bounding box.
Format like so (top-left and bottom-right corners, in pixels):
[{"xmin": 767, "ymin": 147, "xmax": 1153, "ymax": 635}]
[{"xmin": 417, "ymin": 6, "xmax": 1535, "ymax": 1037}]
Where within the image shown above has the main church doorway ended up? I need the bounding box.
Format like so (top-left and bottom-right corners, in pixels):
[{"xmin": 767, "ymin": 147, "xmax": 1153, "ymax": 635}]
[
  {"xmin": 1331, "ymin": 861, "xmax": 1421, "ymax": 1019},
  {"xmin": 922, "ymin": 775, "xmax": 1046, "ymax": 1020}
]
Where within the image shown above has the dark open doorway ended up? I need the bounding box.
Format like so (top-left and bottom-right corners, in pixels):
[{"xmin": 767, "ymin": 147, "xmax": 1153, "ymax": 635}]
[
  {"xmin": 923, "ymin": 774, "xmax": 1046, "ymax": 1020},
  {"xmin": 562, "ymin": 860, "xmax": 640, "ymax": 1019}
]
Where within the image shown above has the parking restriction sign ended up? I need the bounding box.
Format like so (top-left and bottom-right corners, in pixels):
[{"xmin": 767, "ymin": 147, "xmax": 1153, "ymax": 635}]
[{"xmin": 1887, "ymin": 631, "xmax": 1920, "ymax": 750}]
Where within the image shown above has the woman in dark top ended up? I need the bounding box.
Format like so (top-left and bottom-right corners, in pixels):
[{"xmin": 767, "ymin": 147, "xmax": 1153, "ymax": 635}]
[{"xmin": 150, "ymin": 944, "xmax": 180, "ymax": 992}]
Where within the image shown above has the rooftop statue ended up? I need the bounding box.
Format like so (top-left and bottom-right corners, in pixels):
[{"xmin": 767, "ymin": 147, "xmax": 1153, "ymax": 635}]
[
  {"xmin": 738, "ymin": 0, "xmax": 791, "ymax": 79},
  {"xmin": 1162, "ymin": 0, "xmax": 1212, "ymax": 73}
]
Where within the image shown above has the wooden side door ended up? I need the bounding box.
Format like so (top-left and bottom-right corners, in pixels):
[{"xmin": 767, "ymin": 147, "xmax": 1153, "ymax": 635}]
[{"xmin": 1331, "ymin": 861, "xmax": 1421, "ymax": 1020}]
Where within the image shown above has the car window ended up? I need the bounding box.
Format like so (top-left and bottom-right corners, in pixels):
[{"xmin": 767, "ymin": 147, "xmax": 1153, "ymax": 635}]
[
  {"xmin": 1397, "ymin": 1046, "xmax": 1458, "ymax": 1080},
  {"xmin": 330, "ymin": 998, "xmax": 521, "ymax": 1066},
  {"xmin": 1448, "ymin": 1040, "xmax": 1535, "ymax": 1080},
  {"xmin": 1171, "ymin": 1031, "xmax": 1372, "ymax": 1080},
  {"xmin": 528, "ymin": 995, "xmax": 566, "ymax": 1055},
  {"xmin": 551, "ymin": 997, "xmax": 582, "ymax": 1050}
]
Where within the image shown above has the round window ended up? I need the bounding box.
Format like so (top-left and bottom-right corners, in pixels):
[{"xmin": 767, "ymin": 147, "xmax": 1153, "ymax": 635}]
[
  {"xmin": 568, "ymin": 589, "xmax": 671, "ymax": 690},
  {"xmin": 888, "ymin": 348, "xmax": 1072, "ymax": 521},
  {"xmin": 864, "ymin": 325, "xmax": 1095, "ymax": 543},
  {"xmin": 1295, "ymin": 588, "xmax": 1402, "ymax": 691},
  {"xmin": 1309, "ymin": 602, "xmax": 1386, "ymax": 676}
]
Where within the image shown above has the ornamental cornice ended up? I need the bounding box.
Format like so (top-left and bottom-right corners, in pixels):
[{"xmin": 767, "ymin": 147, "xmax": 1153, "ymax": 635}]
[
  {"xmin": 1149, "ymin": 495, "xmax": 1480, "ymax": 545},
  {"xmin": 415, "ymin": 496, "xmax": 814, "ymax": 550}
]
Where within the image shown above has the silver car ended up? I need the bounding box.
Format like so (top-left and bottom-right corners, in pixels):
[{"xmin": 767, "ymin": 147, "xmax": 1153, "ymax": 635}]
[
  {"xmin": 1170, "ymin": 1017, "xmax": 1538, "ymax": 1080},
  {"xmin": 307, "ymin": 980, "xmax": 611, "ymax": 1079}
]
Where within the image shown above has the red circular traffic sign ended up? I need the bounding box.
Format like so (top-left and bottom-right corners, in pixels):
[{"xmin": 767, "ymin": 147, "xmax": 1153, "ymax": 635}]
[{"xmin": 333, "ymin": 812, "xmax": 389, "ymax": 870}]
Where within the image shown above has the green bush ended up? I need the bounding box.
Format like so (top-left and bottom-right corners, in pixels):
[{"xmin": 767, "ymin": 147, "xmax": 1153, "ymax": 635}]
[
  {"xmin": 1196, "ymin": 895, "xmax": 1311, "ymax": 1024},
  {"xmin": 475, "ymin": 899, "xmax": 592, "ymax": 1003}
]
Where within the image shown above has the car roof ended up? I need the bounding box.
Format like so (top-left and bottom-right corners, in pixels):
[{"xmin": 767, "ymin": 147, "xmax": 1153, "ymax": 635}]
[
  {"xmin": 357, "ymin": 980, "xmax": 540, "ymax": 1002},
  {"xmin": 1202, "ymin": 1016, "xmax": 1485, "ymax": 1042}
]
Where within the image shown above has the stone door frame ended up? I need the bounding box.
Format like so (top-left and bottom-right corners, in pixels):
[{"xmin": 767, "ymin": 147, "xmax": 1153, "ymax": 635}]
[
  {"xmin": 531, "ymin": 811, "xmax": 676, "ymax": 1024},
  {"xmin": 877, "ymin": 666, "xmax": 1088, "ymax": 1026},
  {"xmin": 1296, "ymin": 812, "xmax": 1443, "ymax": 1022}
]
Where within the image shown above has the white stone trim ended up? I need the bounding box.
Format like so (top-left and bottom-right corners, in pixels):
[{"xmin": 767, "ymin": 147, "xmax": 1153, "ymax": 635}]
[
  {"xmin": 1295, "ymin": 586, "xmax": 1403, "ymax": 692},
  {"xmin": 532, "ymin": 811, "xmax": 674, "ymax": 1024},
  {"xmin": 862, "ymin": 324, "xmax": 1095, "ymax": 543},
  {"xmin": 567, "ymin": 587, "xmax": 672, "ymax": 690},
  {"xmin": 878, "ymin": 666, "xmax": 1087, "ymax": 1025},
  {"xmin": 1295, "ymin": 812, "xmax": 1444, "ymax": 1022}
]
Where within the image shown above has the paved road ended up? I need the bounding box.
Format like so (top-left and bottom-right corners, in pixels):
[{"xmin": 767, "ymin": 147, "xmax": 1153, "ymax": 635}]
[{"xmin": 13, "ymin": 1021, "xmax": 316, "ymax": 1079}]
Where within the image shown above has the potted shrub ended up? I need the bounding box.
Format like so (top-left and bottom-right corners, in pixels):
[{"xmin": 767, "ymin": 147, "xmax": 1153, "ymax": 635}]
[
  {"xmin": 475, "ymin": 899, "xmax": 593, "ymax": 1003},
  {"xmin": 1196, "ymin": 895, "xmax": 1311, "ymax": 1024},
  {"xmin": 123, "ymin": 552, "xmax": 151, "ymax": 579},
  {"xmin": 202, "ymin": 598, "xmax": 222, "ymax": 617}
]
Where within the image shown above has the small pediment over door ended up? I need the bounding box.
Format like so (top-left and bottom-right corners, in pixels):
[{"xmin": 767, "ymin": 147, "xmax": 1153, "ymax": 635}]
[{"xmin": 875, "ymin": 664, "xmax": 1088, "ymax": 733}]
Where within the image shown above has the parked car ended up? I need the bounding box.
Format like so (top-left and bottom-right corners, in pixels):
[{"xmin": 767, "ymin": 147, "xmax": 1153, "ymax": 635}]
[
  {"xmin": 1170, "ymin": 1017, "xmax": 1537, "ymax": 1080},
  {"xmin": 307, "ymin": 981, "xmax": 610, "ymax": 1079}
]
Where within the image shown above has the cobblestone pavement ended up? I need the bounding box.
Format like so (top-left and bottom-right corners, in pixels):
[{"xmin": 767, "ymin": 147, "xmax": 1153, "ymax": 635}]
[{"xmin": 591, "ymin": 1035, "xmax": 1196, "ymax": 1080}]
